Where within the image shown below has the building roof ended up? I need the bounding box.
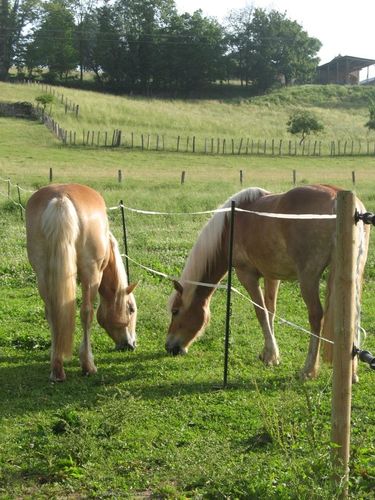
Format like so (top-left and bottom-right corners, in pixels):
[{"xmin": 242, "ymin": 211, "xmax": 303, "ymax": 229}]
[{"xmin": 318, "ymin": 55, "xmax": 375, "ymax": 72}]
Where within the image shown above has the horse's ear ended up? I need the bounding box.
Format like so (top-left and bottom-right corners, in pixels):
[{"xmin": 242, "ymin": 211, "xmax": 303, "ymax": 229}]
[
  {"xmin": 173, "ymin": 280, "xmax": 183, "ymax": 295},
  {"xmin": 126, "ymin": 282, "xmax": 138, "ymax": 294}
]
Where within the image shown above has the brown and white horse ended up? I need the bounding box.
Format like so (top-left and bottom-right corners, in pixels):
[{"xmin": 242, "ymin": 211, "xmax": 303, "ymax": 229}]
[
  {"xmin": 26, "ymin": 183, "xmax": 137, "ymax": 381},
  {"xmin": 166, "ymin": 184, "xmax": 369, "ymax": 380}
]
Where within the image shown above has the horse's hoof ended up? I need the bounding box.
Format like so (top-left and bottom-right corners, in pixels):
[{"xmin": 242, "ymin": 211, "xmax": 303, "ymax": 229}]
[
  {"xmin": 352, "ymin": 373, "xmax": 359, "ymax": 384},
  {"xmin": 259, "ymin": 352, "xmax": 280, "ymax": 366},
  {"xmin": 116, "ymin": 342, "xmax": 136, "ymax": 351},
  {"xmin": 82, "ymin": 366, "xmax": 97, "ymax": 376},
  {"xmin": 50, "ymin": 372, "xmax": 66, "ymax": 382},
  {"xmin": 299, "ymin": 369, "xmax": 318, "ymax": 381}
]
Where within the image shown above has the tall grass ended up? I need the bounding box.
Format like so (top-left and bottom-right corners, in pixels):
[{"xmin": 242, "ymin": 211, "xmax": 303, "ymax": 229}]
[{"xmin": 2, "ymin": 82, "xmax": 375, "ymax": 143}]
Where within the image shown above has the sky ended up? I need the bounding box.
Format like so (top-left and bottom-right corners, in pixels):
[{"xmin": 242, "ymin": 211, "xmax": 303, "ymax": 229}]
[{"xmin": 175, "ymin": 0, "xmax": 375, "ymax": 80}]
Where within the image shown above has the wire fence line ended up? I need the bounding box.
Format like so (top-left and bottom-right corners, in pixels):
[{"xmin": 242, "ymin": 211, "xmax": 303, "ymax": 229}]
[
  {"xmin": 0, "ymin": 178, "xmax": 340, "ymax": 346},
  {"xmin": 1, "ymin": 178, "xmax": 338, "ymax": 220},
  {"xmin": 5, "ymin": 81, "xmax": 375, "ymax": 158},
  {"xmin": 121, "ymin": 251, "xmax": 335, "ymax": 345}
]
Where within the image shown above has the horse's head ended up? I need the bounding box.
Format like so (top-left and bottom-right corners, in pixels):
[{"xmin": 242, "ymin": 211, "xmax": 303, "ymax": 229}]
[
  {"xmin": 97, "ymin": 282, "xmax": 138, "ymax": 351},
  {"xmin": 166, "ymin": 280, "xmax": 210, "ymax": 355}
]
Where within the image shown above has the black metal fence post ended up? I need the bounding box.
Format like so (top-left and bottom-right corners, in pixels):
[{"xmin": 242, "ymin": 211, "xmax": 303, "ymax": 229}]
[
  {"xmin": 223, "ymin": 200, "xmax": 235, "ymax": 387},
  {"xmin": 120, "ymin": 200, "xmax": 130, "ymax": 282}
]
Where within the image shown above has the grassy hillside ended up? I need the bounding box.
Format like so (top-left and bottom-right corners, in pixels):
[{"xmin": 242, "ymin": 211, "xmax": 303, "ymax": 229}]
[{"xmin": 2, "ymin": 82, "xmax": 375, "ymax": 144}]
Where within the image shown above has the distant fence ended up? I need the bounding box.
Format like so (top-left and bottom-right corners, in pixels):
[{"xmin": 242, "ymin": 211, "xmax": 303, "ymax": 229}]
[
  {"xmin": 13, "ymin": 80, "xmax": 80, "ymax": 117},
  {"xmin": 6, "ymin": 81, "xmax": 375, "ymax": 157},
  {"xmin": 45, "ymin": 128, "xmax": 375, "ymax": 157}
]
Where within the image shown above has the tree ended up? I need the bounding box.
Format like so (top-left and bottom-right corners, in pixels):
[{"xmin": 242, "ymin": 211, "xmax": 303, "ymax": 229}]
[
  {"xmin": 0, "ymin": 0, "xmax": 40, "ymax": 80},
  {"xmin": 26, "ymin": 0, "xmax": 78, "ymax": 80},
  {"xmin": 90, "ymin": 1, "xmax": 125, "ymax": 87},
  {"xmin": 225, "ymin": 6, "xmax": 254, "ymax": 87},
  {"xmin": 35, "ymin": 93, "xmax": 54, "ymax": 110},
  {"xmin": 268, "ymin": 10, "xmax": 321, "ymax": 85},
  {"xmin": 160, "ymin": 10, "xmax": 226, "ymax": 92},
  {"xmin": 365, "ymin": 103, "xmax": 375, "ymax": 131},
  {"xmin": 115, "ymin": 0, "xmax": 177, "ymax": 92},
  {"xmin": 287, "ymin": 110, "xmax": 324, "ymax": 144},
  {"xmin": 225, "ymin": 7, "xmax": 321, "ymax": 92},
  {"xmin": 71, "ymin": 0, "xmax": 96, "ymax": 81}
]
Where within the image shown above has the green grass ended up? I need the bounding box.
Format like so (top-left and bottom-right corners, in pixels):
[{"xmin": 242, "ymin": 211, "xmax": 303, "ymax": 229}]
[
  {"xmin": 2, "ymin": 81, "xmax": 375, "ymax": 146},
  {"xmin": 1, "ymin": 85, "xmax": 375, "ymax": 498}
]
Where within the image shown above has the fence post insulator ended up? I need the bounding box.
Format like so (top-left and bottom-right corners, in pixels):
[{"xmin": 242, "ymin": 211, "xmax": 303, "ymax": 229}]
[
  {"xmin": 354, "ymin": 210, "xmax": 375, "ymax": 226},
  {"xmin": 355, "ymin": 210, "xmax": 375, "ymax": 225},
  {"xmin": 353, "ymin": 347, "xmax": 375, "ymax": 370}
]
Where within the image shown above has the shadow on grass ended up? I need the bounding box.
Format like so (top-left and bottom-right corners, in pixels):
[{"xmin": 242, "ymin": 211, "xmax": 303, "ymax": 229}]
[{"xmin": 0, "ymin": 344, "xmax": 299, "ymax": 420}]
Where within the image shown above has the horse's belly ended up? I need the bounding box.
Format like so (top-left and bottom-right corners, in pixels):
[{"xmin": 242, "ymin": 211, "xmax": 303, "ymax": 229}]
[
  {"xmin": 256, "ymin": 258, "xmax": 297, "ymax": 280},
  {"xmin": 235, "ymin": 249, "xmax": 297, "ymax": 280}
]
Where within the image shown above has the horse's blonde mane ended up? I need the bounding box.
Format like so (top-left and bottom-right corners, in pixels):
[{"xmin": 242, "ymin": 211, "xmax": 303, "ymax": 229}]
[
  {"xmin": 171, "ymin": 187, "xmax": 270, "ymax": 309},
  {"xmin": 108, "ymin": 232, "xmax": 129, "ymax": 303}
]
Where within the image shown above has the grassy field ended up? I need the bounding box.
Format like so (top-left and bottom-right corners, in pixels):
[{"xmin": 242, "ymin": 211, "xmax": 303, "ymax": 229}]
[
  {"xmin": 1, "ymin": 85, "xmax": 375, "ymax": 498},
  {"xmin": 2, "ymin": 81, "xmax": 375, "ymax": 146}
]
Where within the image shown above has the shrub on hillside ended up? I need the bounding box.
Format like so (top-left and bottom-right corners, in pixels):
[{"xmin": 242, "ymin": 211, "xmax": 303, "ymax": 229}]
[
  {"xmin": 287, "ymin": 110, "xmax": 324, "ymax": 144},
  {"xmin": 365, "ymin": 103, "xmax": 375, "ymax": 131},
  {"xmin": 35, "ymin": 94, "xmax": 54, "ymax": 111}
]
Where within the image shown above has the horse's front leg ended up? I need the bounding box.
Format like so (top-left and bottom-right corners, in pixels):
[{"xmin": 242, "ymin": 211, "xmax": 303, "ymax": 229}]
[
  {"xmin": 236, "ymin": 269, "xmax": 280, "ymax": 366},
  {"xmin": 264, "ymin": 278, "xmax": 280, "ymax": 338},
  {"xmin": 299, "ymin": 277, "xmax": 323, "ymax": 379},
  {"xmin": 79, "ymin": 279, "xmax": 100, "ymax": 376}
]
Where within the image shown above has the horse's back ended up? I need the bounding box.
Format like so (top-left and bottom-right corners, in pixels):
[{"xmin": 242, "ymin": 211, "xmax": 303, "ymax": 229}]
[
  {"xmin": 234, "ymin": 184, "xmax": 341, "ymax": 280},
  {"xmin": 26, "ymin": 183, "xmax": 107, "ymax": 220},
  {"xmin": 26, "ymin": 184, "xmax": 110, "ymax": 275}
]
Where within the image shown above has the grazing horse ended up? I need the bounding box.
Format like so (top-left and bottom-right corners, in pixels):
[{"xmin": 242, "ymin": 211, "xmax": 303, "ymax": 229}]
[
  {"xmin": 166, "ymin": 184, "xmax": 369, "ymax": 380},
  {"xmin": 26, "ymin": 183, "xmax": 137, "ymax": 381}
]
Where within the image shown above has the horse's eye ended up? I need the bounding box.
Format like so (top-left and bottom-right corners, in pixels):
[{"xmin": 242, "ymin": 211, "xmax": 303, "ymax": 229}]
[
  {"xmin": 128, "ymin": 304, "xmax": 135, "ymax": 314},
  {"xmin": 172, "ymin": 308, "xmax": 179, "ymax": 317}
]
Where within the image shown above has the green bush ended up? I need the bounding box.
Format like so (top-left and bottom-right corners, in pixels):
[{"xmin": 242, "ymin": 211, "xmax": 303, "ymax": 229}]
[
  {"xmin": 287, "ymin": 109, "xmax": 324, "ymax": 144},
  {"xmin": 35, "ymin": 93, "xmax": 54, "ymax": 110},
  {"xmin": 365, "ymin": 103, "xmax": 375, "ymax": 131}
]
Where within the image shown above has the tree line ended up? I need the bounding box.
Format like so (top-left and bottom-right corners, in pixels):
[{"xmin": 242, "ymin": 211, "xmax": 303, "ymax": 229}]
[{"xmin": 0, "ymin": 0, "xmax": 322, "ymax": 95}]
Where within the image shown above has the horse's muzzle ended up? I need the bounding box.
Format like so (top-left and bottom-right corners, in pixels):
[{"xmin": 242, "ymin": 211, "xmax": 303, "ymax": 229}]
[
  {"xmin": 165, "ymin": 342, "xmax": 187, "ymax": 356},
  {"xmin": 116, "ymin": 341, "xmax": 136, "ymax": 351}
]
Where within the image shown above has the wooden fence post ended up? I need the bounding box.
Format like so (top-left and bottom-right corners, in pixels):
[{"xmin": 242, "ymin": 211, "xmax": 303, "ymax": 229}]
[
  {"xmin": 181, "ymin": 171, "xmax": 185, "ymax": 184},
  {"xmin": 293, "ymin": 169, "xmax": 296, "ymax": 186},
  {"xmin": 49, "ymin": 168, "xmax": 53, "ymax": 183},
  {"xmin": 331, "ymin": 190, "xmax": 357, "ymax": 497},
  {"xmin": 118, "ymin": 169, "xmax": 122, "ymax": 183}
]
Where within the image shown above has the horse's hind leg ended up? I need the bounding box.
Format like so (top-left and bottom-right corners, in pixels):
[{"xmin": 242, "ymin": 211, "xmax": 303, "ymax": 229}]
[
  {"xmin": 299, "ymin": 276, "xmax": 323, "ymax": 379},
  {"xmin": 79, "ymin": 272, "xmax": 101, "ymax": 376},
  {"xmin": 34, "ymin": 268, "xmax": 66, "ymax": 381},
  {"xmin": 236, "ymin": 268, "xmax": 280, "ymax": 366}
]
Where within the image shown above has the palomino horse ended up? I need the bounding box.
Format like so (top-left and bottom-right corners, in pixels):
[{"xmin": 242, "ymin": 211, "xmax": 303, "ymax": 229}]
[
  {"xmin": 26, "ymin": 184, "xmax": 137, "ymax": 381},
  {"xmin": 166, "ymin": 184, "xmax": 369, "ymax": 380}
]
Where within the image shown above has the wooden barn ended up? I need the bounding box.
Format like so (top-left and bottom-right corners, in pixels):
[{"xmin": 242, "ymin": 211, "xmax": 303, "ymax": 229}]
[{"xmin": 316, "ymin": 55, "xmax": 375, "ymax": 85}]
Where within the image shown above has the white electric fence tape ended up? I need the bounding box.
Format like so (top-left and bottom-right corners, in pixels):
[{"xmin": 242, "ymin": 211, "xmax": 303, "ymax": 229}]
[{"xmin": 4, "ymin": 179, "xmax": 367, "ymax": 347}]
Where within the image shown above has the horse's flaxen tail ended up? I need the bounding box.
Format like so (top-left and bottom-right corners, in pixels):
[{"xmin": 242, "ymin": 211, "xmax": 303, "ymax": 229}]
[
  {"xmin": 41, "ymin": 196, "xmax": 80, "ymax": 360},
  {"xmin": 322, "ymin": 203, "xmax": 370, "ymax": 364},
  {"xmin": 321, "ymin": 260, "xmax": 335, "ymax": 363}
]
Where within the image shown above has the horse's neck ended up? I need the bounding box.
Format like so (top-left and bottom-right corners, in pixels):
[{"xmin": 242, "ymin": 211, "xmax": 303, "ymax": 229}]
[
  {"xmin": 182, "ymin": 221, "xmax": 229, "ymax": 306},
  {"xmin": 99, "ymin": 243, "xmax": 123, "ymax": 302},
  {"xmin": 187, "ymin": 252, "xmax": 229, "ymax": 306}
]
